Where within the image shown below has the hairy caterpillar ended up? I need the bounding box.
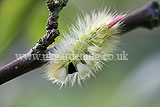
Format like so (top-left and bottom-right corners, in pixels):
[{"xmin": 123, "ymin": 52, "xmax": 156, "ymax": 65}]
[{"xmin": 46, "ymin": 9, "xmax": 126, "ymax": 87}]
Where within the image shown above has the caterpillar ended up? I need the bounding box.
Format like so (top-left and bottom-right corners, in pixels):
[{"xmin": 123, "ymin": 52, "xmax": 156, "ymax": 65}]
[{"xmin": 46, "ymin": 9, "xmax": 126, "ymax": 87}]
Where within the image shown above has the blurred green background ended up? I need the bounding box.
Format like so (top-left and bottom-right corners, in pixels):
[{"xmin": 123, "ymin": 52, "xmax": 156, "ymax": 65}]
[{"xmin": 0, "ymin": 0, "xmax": 160, "ymax": 107}]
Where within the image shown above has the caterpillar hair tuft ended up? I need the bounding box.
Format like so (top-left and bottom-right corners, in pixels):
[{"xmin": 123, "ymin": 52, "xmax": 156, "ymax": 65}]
[{"xmin": 46, "ymin": 9, "xmax": 126, "ymax": 87}]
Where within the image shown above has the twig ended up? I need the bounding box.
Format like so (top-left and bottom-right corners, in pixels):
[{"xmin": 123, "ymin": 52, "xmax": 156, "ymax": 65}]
[
  {"xmin": 119, "ymin": 1, "xmax": 160, "ymax": 33},
  {"xmin": 32, "ymin": 0, "xmax": 68, "ymax": 54},
  {"xmin": 0, "ymin": 0, "xmax": 68, "ymax": 85},
  {"xmin": 0, "ymin": 1, "xmax": 160, "ymax": 85}
]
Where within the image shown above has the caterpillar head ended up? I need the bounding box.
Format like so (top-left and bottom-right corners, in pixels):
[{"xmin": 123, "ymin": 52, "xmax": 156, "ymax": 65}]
[{"xmin": 46, "ymin": 9, "xmax": 126, "ymax": 87}]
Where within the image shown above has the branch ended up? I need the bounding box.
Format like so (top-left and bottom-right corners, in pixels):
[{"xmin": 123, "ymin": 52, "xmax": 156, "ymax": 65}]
[
  {"xmin": 0, "ymin": 0, "xmax": 68, "ymax": 85},
  {"xmin": 0, "ymin": 1, "xmax": 160, "ymax": 85},
  {"xmin": 119, "ymin": 1, "xmax": 160, "ymax": 34}
]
